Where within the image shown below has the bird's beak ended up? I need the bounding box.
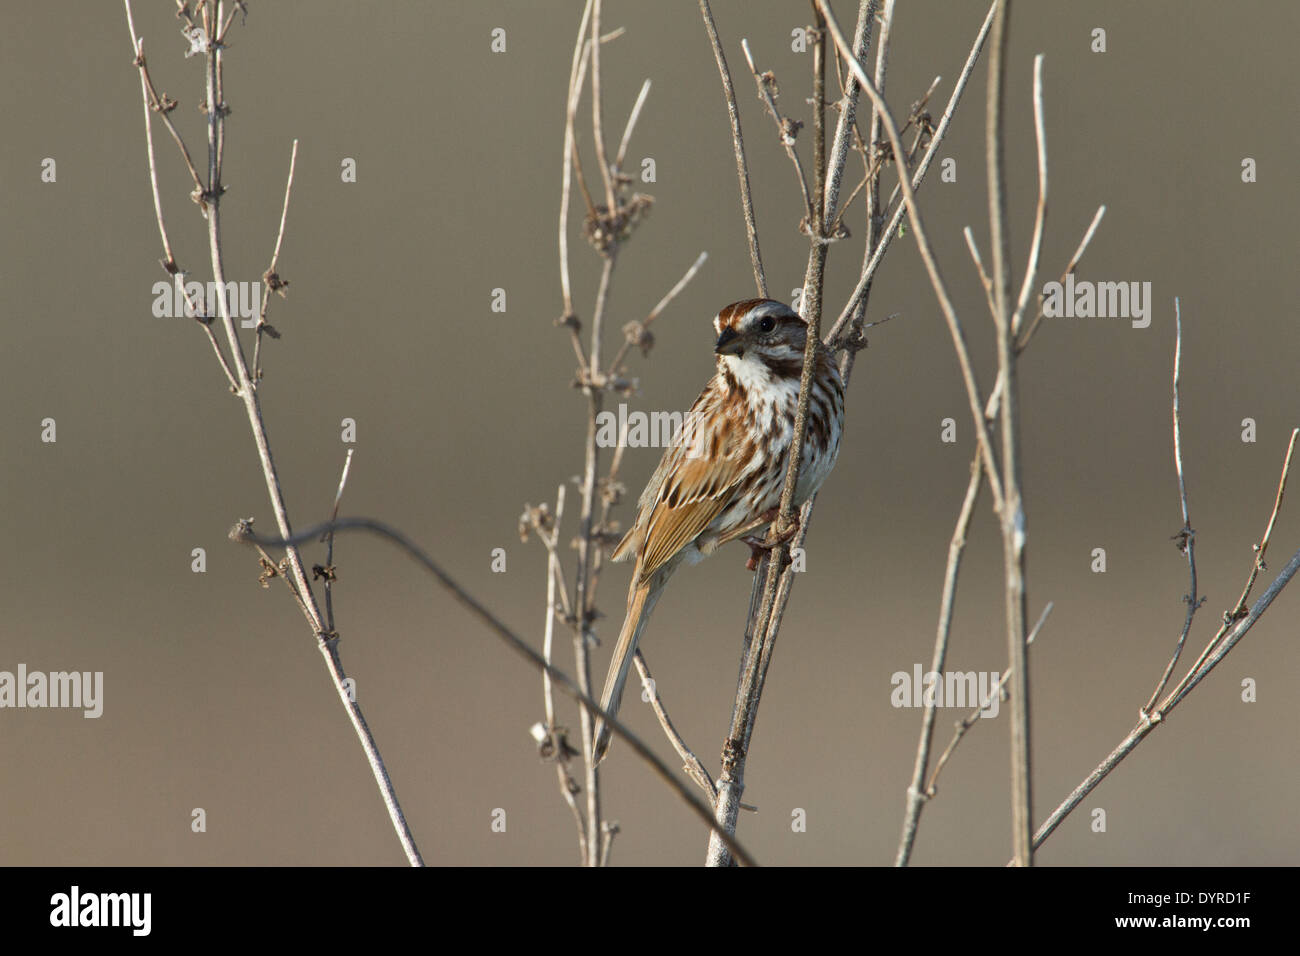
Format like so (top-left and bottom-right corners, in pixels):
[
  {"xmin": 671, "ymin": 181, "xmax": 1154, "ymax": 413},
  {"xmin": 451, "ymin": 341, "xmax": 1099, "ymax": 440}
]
[{"xmin": 714, "ymin": 327, "xmax": 743, "ymax": 356}]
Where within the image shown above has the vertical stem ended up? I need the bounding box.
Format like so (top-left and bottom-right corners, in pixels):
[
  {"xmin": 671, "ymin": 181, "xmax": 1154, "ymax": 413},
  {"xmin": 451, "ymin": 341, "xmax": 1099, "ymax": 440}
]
[
  {"xmin": 984, "ymin": 0, "xmax": 1032, "ymax": 867},
  {"xmin": 574, "ymin": 395, "xmax": 603, "ymax": 864},
  {"xmin": 811, "ymin": 2, "xmax": 827, "ymax": 229},
  {"xmin": 822, "ymin": 0, "xmax": 876, "ymax": 226},
  {"xmin": 198, "ymin": 8, "xmax": 422, "ymax": 866},
  {"xmin": 572, "ymin": 250, "xmax": 616, "ymax": 864},
  {"xmin": 698, "ymin": 0, "xmax": 767, "ymax": 296},
  {"xmin": 589, "ymin": 0, "xmax": 617, "ymax": 213},
  {"xmin": 895, "ymin": 454, "xmax": 983, "ymax": 865},
  {"xmin": 838, "ymin": 0, "xmax": 889, "ymax": 386},
  {"xmin": 706, "ymin": 7, "xmax": 847, "ymax": 867}
]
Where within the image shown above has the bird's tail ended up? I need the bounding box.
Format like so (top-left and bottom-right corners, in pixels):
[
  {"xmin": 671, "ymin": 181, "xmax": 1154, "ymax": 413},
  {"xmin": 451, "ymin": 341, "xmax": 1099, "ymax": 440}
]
[{"xmin": 592, "ymin": 575, "xmax": 661, "ymax": 764}]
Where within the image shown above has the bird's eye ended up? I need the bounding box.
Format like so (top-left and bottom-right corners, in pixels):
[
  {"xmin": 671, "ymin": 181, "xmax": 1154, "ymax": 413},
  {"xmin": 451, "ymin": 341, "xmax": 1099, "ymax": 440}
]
[{"xmin": 758, "ymin": 316, "xmax": 776, "ymax": 334}]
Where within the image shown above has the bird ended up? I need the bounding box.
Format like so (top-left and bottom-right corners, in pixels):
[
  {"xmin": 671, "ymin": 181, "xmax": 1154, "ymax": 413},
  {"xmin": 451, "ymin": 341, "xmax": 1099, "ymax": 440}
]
[{"xmin": 592, "ymin": 298, "xmax": 845, "ymax": 764}]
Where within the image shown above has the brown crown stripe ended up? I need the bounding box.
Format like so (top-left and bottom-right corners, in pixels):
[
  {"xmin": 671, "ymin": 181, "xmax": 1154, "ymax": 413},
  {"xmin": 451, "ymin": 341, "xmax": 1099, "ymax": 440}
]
[{"xmin": 716, "ymin": 298, "xmax": 793, "ymax": 329}]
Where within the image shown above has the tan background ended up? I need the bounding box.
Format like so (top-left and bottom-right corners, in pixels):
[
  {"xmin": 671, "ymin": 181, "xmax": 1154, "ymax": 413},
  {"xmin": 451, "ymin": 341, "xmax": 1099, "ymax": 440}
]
[{"xmin": 0, "ymin": 1, "xmax": 1296, "ymax": 865}]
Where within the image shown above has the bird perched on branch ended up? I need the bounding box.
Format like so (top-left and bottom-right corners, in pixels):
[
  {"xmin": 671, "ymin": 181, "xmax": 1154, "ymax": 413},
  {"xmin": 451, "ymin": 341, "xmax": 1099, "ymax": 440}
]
[{"xmin": 593, "ymin": 298, "xmax": 845, "ymax": 763}]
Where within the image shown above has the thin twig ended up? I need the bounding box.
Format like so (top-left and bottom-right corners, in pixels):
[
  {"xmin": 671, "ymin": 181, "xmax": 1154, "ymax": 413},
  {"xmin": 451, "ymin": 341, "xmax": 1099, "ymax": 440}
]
[
  {"xmin": 124, "ymin": 3, "xmax": 239, "ymax": 393},
  {"xmin": 608, "ymin": 251, "xmax": 708, "ymax": 376},
  {"xmin": 255, "ymin": 138, "xmax": 298, "ymax": 382},
  {"xmin": 895, "ymin": 452, "xmax": 983, "ymax": 866},
  {"xmin": 978, "ymin": 53, "xmax": 1048, "ymax": 416},
  {"xmin": 1142, "ymin": 299, "xmax": 1201, "ymax": 714},
  {"xmin": 558, "ymin": 0, "xmax": 595, "ymax": 325},
  {"xmin": 979, "ymin": 203, "xmax": 1108, "ymax": 420},
  {"xmin": 123, "ymin": 17, "xmax": 177, "ymax": 267},
  {"xmin": 811, "ymin": 2, "xmax": 828, "ymax": 231},
  {"xmin": 125, "ymin": 4, "xmax": 205, "ymax": 192},
  {"xmin": 963, "ymin": 226, "xmax": 999, "ymax": 320},
  {"xmin": 536, "ymin": 484, "xmax": 587, "ymax": 863},
  {"xmin": 633, "ymin": 651, "xmax": 717, "ymax": 801},
  {"xmin": 740, "ymin": 38, "xmax": 816, "ymax": 227},
  {"xmin": 698, "ymin": 0, "xmax": 767, "ymax": 296},
  {"xmin": 589, "ymin": 0, "xmax": 618, "ymax": 213},
  {"xmin": 614, "ymin": 79, "xmax": 652, "ymax": 173},
  {"xmin": 1011, "ymin": 56, "xmax": 1047, "ymax": 338},
  {"xmin": 197, "ymin": 315, "xmax": 240, "ymax": 392},
  {"xmin": 1015, "ymin": 204, "xmax": 1106, "ymax": 352},
  {"xmin": 1228, "ymin": 426, "xmax": 1298, "ymax": 620},
  {"xmin": 321, "ymin": 447, "xmax": 353, "ymax": 639},
  {"xmin": 876, "ymin": 75, "xmax": 941, "ymax": 215},
  {"xmin": 216, "ymin": 0, "xmax": 244, "ymax": 44},
  {"xmin": 541, "ymin": 483, "xmax": 571, "ymax": 731},
  {"xmin": 1162, "ymin": 426, "xmax": 1299, "ymax": 706},
  {"xmin": 835, "ymin": 0, "xmax": 892, "ymax": 390}
]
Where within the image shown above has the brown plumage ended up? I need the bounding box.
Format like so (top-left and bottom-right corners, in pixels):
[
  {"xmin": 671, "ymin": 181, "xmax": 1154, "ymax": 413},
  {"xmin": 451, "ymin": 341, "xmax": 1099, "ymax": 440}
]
[{"xmin": 592, "ymin": 298, "xmax": 845, "ymax": 764}]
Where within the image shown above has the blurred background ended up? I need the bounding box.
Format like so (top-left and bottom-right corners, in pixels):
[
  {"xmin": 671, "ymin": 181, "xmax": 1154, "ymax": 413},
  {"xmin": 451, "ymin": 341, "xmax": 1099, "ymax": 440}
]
[{"xmin": 0, "ymin": 1, "xmax": 1296, "ymax": 865}]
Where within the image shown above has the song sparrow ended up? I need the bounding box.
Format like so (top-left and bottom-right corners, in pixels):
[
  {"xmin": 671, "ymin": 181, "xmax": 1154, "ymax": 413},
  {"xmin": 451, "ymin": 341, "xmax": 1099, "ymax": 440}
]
[{"xmin": 592, "ymin": 298, "xmax": 845, "ymax": 764}]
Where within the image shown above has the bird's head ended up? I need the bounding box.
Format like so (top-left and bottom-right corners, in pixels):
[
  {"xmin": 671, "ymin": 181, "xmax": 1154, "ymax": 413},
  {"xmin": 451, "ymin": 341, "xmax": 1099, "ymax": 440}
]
[{"xmin": 712, "ymin": 298, "xmax": 808, "ymax": 373}]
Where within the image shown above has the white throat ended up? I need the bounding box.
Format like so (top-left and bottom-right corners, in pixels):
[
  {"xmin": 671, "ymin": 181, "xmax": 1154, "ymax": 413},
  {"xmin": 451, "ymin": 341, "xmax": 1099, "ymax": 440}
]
[{"xmin": 719, "ymin": 353, "xmax": 799, "ymax": 431}]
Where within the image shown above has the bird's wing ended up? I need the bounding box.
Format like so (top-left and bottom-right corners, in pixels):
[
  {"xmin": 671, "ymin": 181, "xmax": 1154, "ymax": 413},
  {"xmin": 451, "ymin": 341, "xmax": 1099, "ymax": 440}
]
[{"xmin": 634, "ymin": 402, "xmax": 752, "ymax": 581}]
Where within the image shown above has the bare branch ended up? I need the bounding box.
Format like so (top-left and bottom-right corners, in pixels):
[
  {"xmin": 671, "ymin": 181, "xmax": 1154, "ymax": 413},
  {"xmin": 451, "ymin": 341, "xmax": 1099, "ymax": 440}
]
[
  {"xmin": 962, "ymin": 226, "xmax": 998, "ymax": 319},
  {"xmin": 740, "ymin": 38, "xmax": 816, "ymax": 227},
  {"xmin": 254, "ymin": 138, "xmax": 298, "ymax": 382},
  {"xmin": 608, "ymin": 251, "xmax": 708, "ymax": 376},
  {"xmin": 698, "ymin": 0, "xmax": 767, "ymax": 296},
  {"xmin": 124, "ymin": 2, "xmax": 205, "ymax": 192},
  {"xmin": 1163, "ymin": 425, "xmax": 1299, "ymax": 705},
  {"xmin": 634, "ymin": 651, "xmax": 717, "ymax": 802},
  {"xmin": 896, "ymin": 452, "xmax": 983, "ymax": 865},
  {"xmin": 124, "ymin": 0, "xmax": 423, "ymax": 866},
  {"xmin": 1010, "ymin": 56, "xmax": 1047, "ymax": 338},
  {"xmin": 589, "ymin": 0, "xmax": 618, "ymax": 212},
  {"xmin": 1015, "ymin": 204, "xmax": 1106, "ymax": 353},
  {"xmin": 558, "ymin": 0, "xmax": 595, "ymax": 324},
  {"xmin": 1142, "ymin": 299, "xmax": 1202, "ymax": 714},
  {"xmin": 320, "ymin": 447, "xmax": 353, "ymax": 639},
  {"xmin": 822, "ymin": 1, "xmax": 877, "ymax": 227},
  {"xmin": 982, "ymin": 0, "xmax": 1033, "ymax": 868},
  {"xmin": 1228, "ymin": 427, "xmax": 1298, "ymax": 620},
  {"xmin": 533, "ymin": 484, "xmax": 588, "ymax": 862},
  {"xmin": 614, "ymin": 79, "xmax": 652, "ymax": 173}
]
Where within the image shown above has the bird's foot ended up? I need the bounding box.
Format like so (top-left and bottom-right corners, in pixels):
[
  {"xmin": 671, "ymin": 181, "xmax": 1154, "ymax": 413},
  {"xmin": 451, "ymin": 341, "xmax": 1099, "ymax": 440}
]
[{"xmin": 742, "ymin": 510, "xmax": 800, "ymax": 571}]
